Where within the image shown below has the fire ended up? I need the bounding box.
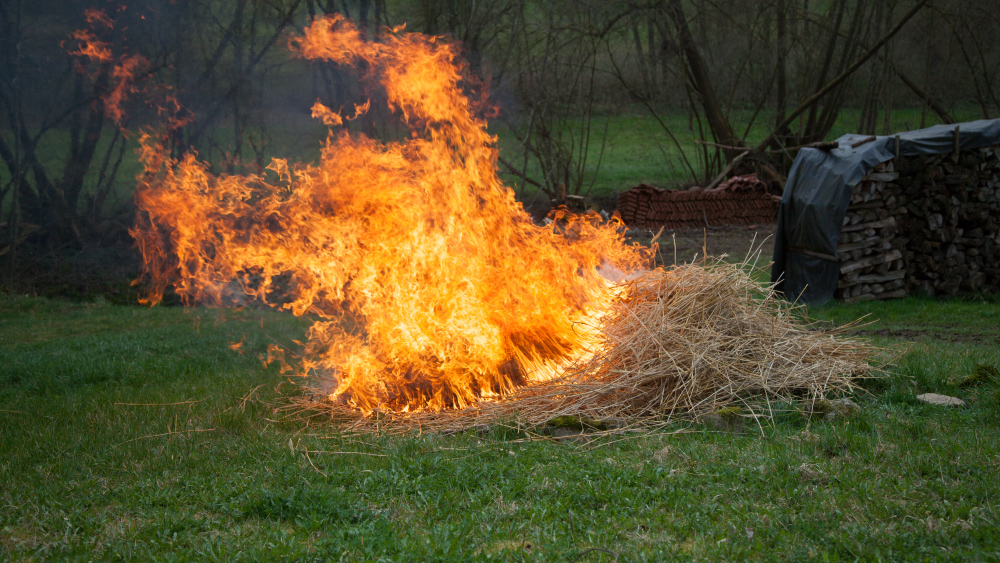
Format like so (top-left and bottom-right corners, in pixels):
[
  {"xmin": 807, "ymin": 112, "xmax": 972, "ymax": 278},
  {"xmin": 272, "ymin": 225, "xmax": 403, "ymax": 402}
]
[
  {"xmin": 131, "ymin": 16, "xmax": 653, "ymax": 413},
  {"xmin": 66, "ymin": 9, "xmax": 153, "ymax": 128},
  {"xmin": 67, "ymin": 29, "xmax": 113, "ymax": 63}
]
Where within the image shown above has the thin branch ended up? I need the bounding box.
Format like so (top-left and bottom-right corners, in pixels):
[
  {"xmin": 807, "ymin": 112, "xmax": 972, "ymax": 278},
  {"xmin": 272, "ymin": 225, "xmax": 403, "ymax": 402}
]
[
  {"xmin": 115, "ymin": 400, "xmax": 203, "ymax": 406},
  {"xmin": 302, "ymin": 449, "xmax": 388, "ymax": 457},
  {"xmin": 605, "ymin": 43, "xmax": 698, "ymax": 183},
  {"xmin": 570, "ymin": 547, "xmax": 620, "ymax": 563},
  {"xmin": 892, "ymin": 64, "xmax": 952, "ymax": 124},
  {"xmin": 704, "ymin": 150, "xmax": 748, "ymax": 190},
  {"xmin": 119, "ymin": 428, "xmax": 216, "ymax": 445},
  {"xmin": 498, "ymin": 155, "xmax": 542, "ymax": 189},
  {"xmin": 756, "ymin": 0, "xmax": 929, "ymax": 152}
]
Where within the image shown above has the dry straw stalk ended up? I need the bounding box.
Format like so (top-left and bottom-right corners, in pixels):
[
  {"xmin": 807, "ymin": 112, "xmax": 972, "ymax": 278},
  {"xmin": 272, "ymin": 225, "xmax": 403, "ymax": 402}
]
[{"xmin": 290, "ymin": 259, "xmax": 877, "ymax": 435}]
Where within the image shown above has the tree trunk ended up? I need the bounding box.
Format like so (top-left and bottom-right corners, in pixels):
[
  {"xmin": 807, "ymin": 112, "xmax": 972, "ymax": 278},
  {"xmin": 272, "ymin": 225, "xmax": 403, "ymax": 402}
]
[
  {"xmin": 804, "ymin": 0, "xmax": 847, "ymax": 135},
  {"xmin": 895, "ymin": 66, "xmax": 953, "ymax": 124},
  {"xmin": 775, "ymin": 0, "xmax": 787, "ymax": 132},
  {"xmin": 231, "ymin": 0, "xmax": 246, "ymax": 167},
  {"xmin": 665, "ymin": 0, "xmax": 740, "ymax": 161}
]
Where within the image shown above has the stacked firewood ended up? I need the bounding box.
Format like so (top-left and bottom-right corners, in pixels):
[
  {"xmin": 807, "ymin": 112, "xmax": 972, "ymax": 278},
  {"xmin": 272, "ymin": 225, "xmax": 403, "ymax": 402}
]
[
  {"xmin": 835, "ymin": 161, "xmax": 908, "ymax": 302},
  {"xmin": 835, "ymin": 145, "xmax": 1000, "ymax": 302},
  {"xmin": 898, "ymin": 146, "xmax": 1000, "ymax": 296}
]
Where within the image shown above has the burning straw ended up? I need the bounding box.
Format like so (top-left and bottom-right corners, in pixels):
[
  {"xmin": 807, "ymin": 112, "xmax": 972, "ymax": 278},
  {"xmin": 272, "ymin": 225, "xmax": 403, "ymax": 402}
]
[
  {"xmin": 128, "ymin": 16, "xmax": 877, "ymax": 434},
  {"xmin": 293, "ymin": 258, "xmax": 876, "ymax": 434}
]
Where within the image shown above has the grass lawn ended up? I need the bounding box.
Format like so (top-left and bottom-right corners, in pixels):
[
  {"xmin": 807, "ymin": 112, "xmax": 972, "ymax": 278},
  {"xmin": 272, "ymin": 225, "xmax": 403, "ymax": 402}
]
[{"xmin": 2, "ymin": 290, "xmax": 999, "ymax": 561}]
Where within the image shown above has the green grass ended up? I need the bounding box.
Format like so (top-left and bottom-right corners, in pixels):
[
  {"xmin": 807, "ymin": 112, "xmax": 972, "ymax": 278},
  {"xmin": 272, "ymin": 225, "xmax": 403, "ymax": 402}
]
[{"xmin": 2, "ymin": 292, "xmax": 999, "ymax": 561}]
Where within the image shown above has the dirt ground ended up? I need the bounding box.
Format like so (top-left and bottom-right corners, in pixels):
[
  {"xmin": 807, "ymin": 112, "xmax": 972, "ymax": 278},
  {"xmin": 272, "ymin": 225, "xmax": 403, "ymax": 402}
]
[{"xmin": 625, "ymin": 223, "xmax": 776, "ymax": 269}]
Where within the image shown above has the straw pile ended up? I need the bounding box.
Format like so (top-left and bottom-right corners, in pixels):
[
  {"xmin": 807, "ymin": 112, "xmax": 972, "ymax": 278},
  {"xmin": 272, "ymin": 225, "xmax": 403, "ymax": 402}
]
[{"xmin": 291, "ymin": 260, "xmax": 876, "ymax": 434}]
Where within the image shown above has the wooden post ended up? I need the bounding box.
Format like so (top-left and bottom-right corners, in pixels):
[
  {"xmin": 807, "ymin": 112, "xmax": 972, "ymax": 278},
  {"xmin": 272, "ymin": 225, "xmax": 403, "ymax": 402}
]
[
  {"xmin": 953, "ymin": 125, "xmax": 960, "ymax": 157},
  {"xmin": 894, "ymin": 135, "xmax": 900, "ymax": 159}
]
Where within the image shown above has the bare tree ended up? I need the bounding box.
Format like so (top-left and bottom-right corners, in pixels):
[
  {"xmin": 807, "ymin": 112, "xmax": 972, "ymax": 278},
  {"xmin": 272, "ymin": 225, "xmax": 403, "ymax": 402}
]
[
  {"xmin": 665, "ymin": 0, "xmax": 740, "ymax": 160},
  {"xmin": 936, "ymin": 2, "xmax": 1000, "ymax": 118},
  {"xmin": 0, "ymin": 1, "xmax": 138, "ymax": 258},
  {"xmin": 494, "ymin": 0, "xmax": 633, "ymax": 203},
  {"xmin": 0, "ymin": 0, "xmax": 305, "ymax": 271},
  {"xmin": 169, "ymin": 0, "xmax": 304, "ymax": 167}
]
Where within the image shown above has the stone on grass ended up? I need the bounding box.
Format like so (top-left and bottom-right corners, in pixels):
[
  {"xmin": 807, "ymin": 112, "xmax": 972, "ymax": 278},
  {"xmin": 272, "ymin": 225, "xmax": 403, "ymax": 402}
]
[{"xmin": 916, "ymin": 393, "xmax": 966, "ymax": 407}]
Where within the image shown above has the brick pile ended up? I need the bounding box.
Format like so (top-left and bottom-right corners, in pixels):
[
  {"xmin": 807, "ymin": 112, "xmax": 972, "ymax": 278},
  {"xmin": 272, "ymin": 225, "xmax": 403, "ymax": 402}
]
[{"xmin": 617, "ymin": 174, "xmax": 780, "ymax": 230}]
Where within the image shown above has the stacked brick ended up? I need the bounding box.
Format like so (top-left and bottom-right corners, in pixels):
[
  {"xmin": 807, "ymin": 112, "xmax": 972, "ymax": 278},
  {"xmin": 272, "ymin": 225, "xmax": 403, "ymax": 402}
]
[
  {"xmin": 835, "ymin": 145, "xmax": 1000, "ymax": 301},
  {"xmin": 617, "ymin": 174, "xmax": 780, "ymax": 230}
]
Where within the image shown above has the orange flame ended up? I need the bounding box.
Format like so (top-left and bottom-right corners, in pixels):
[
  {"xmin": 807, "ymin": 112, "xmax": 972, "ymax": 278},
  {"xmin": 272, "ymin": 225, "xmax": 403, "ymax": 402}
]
[
  {"xmin": 66, "ymin": 11, "xmax": 151, "ymax": 128},
  {"xmin": 67, "ymin": 29, "xmax": 113, "ymax": 64},
  {"xmin": 83, "ymin": 8, "xmax": 114, "ymax": 30},
  {"xmin": 104, "ymin": 54, "xmax": 146, "ymax": 126},
  {"xmin": 131, "ymin": 16, "xmax": 653, "ymax": 412}
]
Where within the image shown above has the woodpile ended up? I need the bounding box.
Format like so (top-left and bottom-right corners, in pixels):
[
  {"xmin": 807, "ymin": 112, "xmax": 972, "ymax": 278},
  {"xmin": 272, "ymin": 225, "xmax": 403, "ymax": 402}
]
[
  {"xmin": 835, "ymin": 144, "xmax": 1000, "ymax": 302},
  {"xmin": 834, "ymin": 160, "xmax": 908, "ymax": 302},
  {"xmin": 617, "ymin": 174, "xmax": 779, "ymax": 230}
]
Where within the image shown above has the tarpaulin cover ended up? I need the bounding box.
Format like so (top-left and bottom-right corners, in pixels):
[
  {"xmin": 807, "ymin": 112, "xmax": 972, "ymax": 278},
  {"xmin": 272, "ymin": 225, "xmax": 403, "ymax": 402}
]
[{"xmin": 770, "ymin": 118, "xmax": 1000, "ymax": 305}]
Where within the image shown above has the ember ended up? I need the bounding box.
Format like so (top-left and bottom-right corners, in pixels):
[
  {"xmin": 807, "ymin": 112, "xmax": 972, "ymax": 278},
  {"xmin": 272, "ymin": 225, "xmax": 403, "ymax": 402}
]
[{"xmin": 131, "ymin": 15, "xmax": 652, "ymax": 413}]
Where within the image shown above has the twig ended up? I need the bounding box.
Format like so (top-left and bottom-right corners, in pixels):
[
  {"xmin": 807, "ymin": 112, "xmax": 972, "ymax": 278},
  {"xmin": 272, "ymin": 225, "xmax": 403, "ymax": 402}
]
[
  {"xmin": 302, "ymin": 449, "xmax": 388, "ymax": 458},
  {"xmin": 850, "ymin": 136, "xmax": 877, "ymax": 148},
  {"xmin": 497, "ymin": 155, "xmax": 543, "ymax": 188},
  {"xmin": 892, "ymin": 64, "xmax": 953, "ymax": 124},
  {"xmin": 704, "ymin": 150, "xmax": 749, "ymax": 190},
  {"xmin": 700, "ymin": 139, "xmax": 839, "ymax": 153},
  {"xmin": 694, "ymin": 139, "xmax": 747, "ymax": 151},
  {"xmin": 570, "ymin": 547, "xmax": 620, "ymax": 563},
  {"xmin": 239, "ymin": 384, "xmax": 265, "ymax": 411},
  {"xmin": 119, "ymin": 428, "xmax": 216, "ymax": 445},
  {"xmin": 785, "ymin": 140, "xmax": 840, "ymax": 151},
  {"xmin": 115, "ymin": 400, "xmax": 202, "ymax": 406},
  {"xmin": 302, "ymin": 448, "xmax": 328, "ymax": 476}
]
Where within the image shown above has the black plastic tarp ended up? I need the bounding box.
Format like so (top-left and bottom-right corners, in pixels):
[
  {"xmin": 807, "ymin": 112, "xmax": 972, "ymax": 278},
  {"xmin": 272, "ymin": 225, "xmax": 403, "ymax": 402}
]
[{"xmin": 771, "ymin": 118, "xmax": 1000, "ymax": 305}]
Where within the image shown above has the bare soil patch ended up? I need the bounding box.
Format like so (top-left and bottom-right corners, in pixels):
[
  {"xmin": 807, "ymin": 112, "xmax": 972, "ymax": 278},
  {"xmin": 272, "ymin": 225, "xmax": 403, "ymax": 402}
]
[
  {"xmin": 854, "ymin": 328, "xmax": 1000, "ymax": 346},
  {"xmin": 625, "ymin": 224, "xmax": 776, "ymax": 267}
]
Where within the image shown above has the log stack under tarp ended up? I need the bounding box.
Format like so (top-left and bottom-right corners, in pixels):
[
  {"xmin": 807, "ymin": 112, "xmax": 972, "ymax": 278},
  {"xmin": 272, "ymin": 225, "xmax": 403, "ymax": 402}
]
[
  {"xmin": 835, "ymin": 144, "xmax": 1000, "ymax": 302},
  {"xmin": 617, "ymin": 174, "xmax": 780, "ymax": 230},
  {"xmin": 834, "ymin": 160, "xmax": 908, "ymax": 302}
]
